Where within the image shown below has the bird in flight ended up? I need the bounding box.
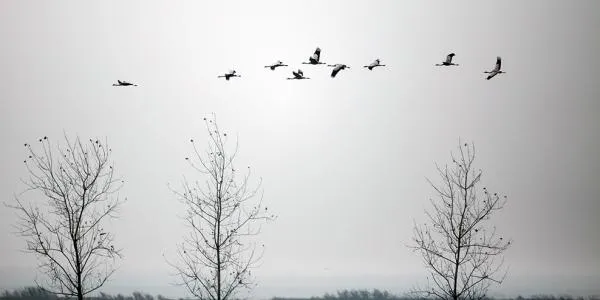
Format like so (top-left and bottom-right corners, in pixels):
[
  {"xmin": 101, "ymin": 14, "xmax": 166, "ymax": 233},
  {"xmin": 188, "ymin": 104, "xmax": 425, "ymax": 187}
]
[
  {"xmin": 484, "ymin": 56, "xmax": 505, "ymax": 80},
  {"xmin": 327, "ymin": 64, "xmax": 350, "ymax": 78},
  {"xmin": 218, "ymin": 70, "xmax": 241, "ymax": 80},
  {"xmin": 264, "ymin": 60, "xmax": 288, "ymax": 70},
  {"xmin": 287, "ymin": 69, "xmax": 310, "ymax": 80},
  {"xmin": 363, "ymin": 59, "xmax": 386, "ymax": 70},
  {"xmin": 302, "ymin": 47, "xmax": 326, "ymax": 65},
  {"xmin": 112, "ymin": 80, "xmax": 137, "ymax": 86},
  {"xmin": 435, "ymin": 53, "xmax": 459, "ymax": 66}
]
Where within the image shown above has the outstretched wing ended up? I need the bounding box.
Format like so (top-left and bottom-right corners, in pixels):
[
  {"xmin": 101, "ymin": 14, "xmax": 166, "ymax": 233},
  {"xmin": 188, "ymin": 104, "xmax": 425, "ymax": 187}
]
[
  {"xmin": 446, "ymin": 53, "xmax": 455, "ymax": 63},
  {"xmin": 312, "ymin": 47, "xmax": 321, "ymax": 61},
  {"xmin": 495, "ymin": 56, "xmax": 502, "ymax": 71},
  {"xmin": 331, "ymin": 66, "xmax": 341, "ymax": 78}
]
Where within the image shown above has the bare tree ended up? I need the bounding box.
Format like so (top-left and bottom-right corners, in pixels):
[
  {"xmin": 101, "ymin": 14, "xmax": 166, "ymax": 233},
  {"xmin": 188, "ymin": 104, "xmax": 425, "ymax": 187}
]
[
  {"xmin": 410, "ymin": 141, "xmax": 512, "ymax": 300},
  {"xmin": 168, "ymin": 115, "xmax": 275, "ymax": 300},
  {"xmin": 8, "ymin": 135, "xmax": 125, "ymax": 300}
]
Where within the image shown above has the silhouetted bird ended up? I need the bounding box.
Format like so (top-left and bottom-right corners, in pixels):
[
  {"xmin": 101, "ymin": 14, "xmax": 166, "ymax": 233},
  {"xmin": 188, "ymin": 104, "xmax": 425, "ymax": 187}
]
[
  {"xmin": 302, "ymin": 47, "xmax": 326, "ymax": 65},
  {"xmin": 327, "ymin": 64, "xmax": 350, "ymax": 78},
  {"xmin": 363, "ymin": 59, "xmax": 386, "ymax": 70},
  {"xmin": 264, "ymin": 60, "xmax": 288, "ymax": 70},
  {"xmin": 435, "ymin": 53, "xmax": 459, "ymax": 66},
  {"xmin": 218, "ymin": 70, "xmax": 241, "ymax": 80},
  {"xmin": 484, "ymin": 56, "xmax": 505, "ymax": 80},
  {"xmin": 112, "ymin": 80, "xmax": 137, "ymax": 86},
  {"xmin": 287, "ymin": 69, "xmax": 310, "ymax": 80}
]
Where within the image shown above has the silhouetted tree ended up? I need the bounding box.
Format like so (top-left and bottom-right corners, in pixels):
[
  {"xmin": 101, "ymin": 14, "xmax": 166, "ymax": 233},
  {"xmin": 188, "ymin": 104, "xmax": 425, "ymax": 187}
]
[
  {"xmin": 410, "ymin": 141, "xmax": 512, "ymax": 300},
  {"xmin": 8, "ymin": 135, "xmax": 125, "ymax": 300},
  {"xmin": 168, "ymin": 114, "xmax": 275, "ymax": 300}
]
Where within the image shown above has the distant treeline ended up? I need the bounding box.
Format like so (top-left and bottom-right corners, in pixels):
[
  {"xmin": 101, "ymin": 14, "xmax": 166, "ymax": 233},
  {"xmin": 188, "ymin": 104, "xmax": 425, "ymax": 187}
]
[
  {"xmin": 1, "ymin": 287, "xmax": 599, "ymax": 300},
  {"xmin": 273, "ymin": 289, "xmax": 600, "ymax": 300},
  {"xmin": 0, "ymin": 287, "xmax": 171, "ymax": 300}
]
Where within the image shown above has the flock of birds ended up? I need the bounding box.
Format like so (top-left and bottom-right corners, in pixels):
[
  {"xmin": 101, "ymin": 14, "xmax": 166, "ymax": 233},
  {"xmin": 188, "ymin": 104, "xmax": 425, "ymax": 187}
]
[{"xmin": 112, "ymin": 47, "xmax": 505, "ymax": 86}]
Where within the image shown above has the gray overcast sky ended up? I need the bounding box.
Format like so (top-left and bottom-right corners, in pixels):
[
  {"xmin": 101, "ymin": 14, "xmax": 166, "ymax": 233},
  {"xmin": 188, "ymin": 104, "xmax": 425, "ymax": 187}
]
[{"xmin": 1, "ymin": 1, "xmax": 599, "ymax": 299}]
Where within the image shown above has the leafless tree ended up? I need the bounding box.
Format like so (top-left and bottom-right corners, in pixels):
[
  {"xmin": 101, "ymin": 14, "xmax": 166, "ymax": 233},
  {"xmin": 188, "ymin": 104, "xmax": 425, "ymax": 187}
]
[
  {"xmin": 410, "ymin": 141, "xmax": 512, "ymax": 300},
  {"xmin": 8, "ymin": 135, "xmax": 125, "ymax": 300},
  {"xmin": 168, "ymin": 115, "xmax": 275, "ymax": 300}
]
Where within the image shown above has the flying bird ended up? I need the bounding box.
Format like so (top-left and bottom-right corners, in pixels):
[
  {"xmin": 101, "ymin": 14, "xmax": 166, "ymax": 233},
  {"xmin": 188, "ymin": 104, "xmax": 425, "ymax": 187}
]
[
  {"xmin": 484, "ymin": 56, "xmax": 505, "ymax": 80},
  {"xmin": 363, "ymin": 59, "xmax": 386, "ymax": 70},
  {"xmin": 112, "ymin": 80, "xmax": 137, "ymax": 86},
  {"xmin": 327, "ymin": 64, "xmax": 350, "ymax": 78},
  {"xmin": 218, "ymin": 70, "xmax": 241, "ymax": 80},
  {"xmin": 264, "ymin": 60, "xmax": 288, "ymax": 70},
  {"xmin": 302, "ymin": 47, "xmax": 326, "ymax": 65},
  {"xmin": 287, "ymin": 69, "xmax": 310, "ymax": 80},
  {"xmin": 435, "ymin": 53, "xmax": 459, "ymax": 66}
]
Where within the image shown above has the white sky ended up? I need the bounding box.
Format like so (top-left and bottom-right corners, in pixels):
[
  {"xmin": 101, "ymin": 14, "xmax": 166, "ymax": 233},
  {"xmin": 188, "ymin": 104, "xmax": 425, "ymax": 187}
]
[{"xmin": 1, "ymin": 1, "xmax": 599, "ymax": 299}]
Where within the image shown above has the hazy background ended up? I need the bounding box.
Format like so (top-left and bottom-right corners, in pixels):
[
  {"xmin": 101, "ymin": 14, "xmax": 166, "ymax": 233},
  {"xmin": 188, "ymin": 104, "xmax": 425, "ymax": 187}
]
[{"xmin": 1, "ymin": 1, "xmax": 599, "ymax": 299}]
